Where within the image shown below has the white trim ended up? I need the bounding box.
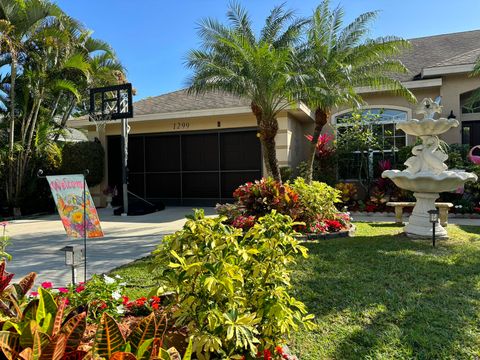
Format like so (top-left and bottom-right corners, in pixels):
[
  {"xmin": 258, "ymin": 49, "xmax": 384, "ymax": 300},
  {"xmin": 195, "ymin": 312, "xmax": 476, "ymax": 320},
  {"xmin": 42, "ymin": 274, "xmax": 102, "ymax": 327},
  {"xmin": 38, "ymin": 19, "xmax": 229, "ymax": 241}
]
[
  {"xmin": 355, "ymin": 78, "xmax": 442, "ymax": 94},
  {"xmin": 422, "ymin": 64, "xmax": 475, "ymax": 77}
]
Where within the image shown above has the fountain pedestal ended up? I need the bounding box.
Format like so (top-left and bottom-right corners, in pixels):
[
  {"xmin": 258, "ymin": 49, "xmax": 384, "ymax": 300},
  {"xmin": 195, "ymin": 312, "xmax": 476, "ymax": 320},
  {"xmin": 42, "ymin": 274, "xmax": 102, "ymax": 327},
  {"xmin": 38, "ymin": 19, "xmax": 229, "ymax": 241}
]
[{"xmin": 404, "ymin": 192, "xmax": 447, "ymax": 239}]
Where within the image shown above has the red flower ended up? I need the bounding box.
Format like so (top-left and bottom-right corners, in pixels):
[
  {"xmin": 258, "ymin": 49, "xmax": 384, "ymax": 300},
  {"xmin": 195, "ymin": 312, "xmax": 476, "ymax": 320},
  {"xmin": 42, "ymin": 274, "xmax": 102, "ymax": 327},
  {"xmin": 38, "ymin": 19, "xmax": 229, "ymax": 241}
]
[
  {"xmin": 63, "ymin": 297, "xmax": 70, "ymax": 305},
  {"xmin": 99, "ymin": 302, "xmax": 107, "ymax": 310},
  {"xmin": 275, "ymin": 346, "xmax": 284, "ymax": 355},
  {"xmin": 41, "ymin": 281, "xmax": 53, "ymax": 289},
  {"xmin": 135, "ymin": 297, "xmax": 147, "ymax": 307},
  {"xmin": 152, "ymin": 302, "xmax": 159, "ymax": 310},
  {"xmin": 58, "ymin": 287, "xmax": 69, "ymax": 294},
  {"xmin": 263, "ymin": 349, "xmax": 272, "ymax": 360},
  {"xmin": 75, "ymin": 284, "xmax": 85, "ymax": 293},
  {"xmin": 30, "ymin": 291, "xmax": 39, "ymax": 297},
  {"xmin": 122, "ymin": 295, "xmax": 129, "ymax": 305}
]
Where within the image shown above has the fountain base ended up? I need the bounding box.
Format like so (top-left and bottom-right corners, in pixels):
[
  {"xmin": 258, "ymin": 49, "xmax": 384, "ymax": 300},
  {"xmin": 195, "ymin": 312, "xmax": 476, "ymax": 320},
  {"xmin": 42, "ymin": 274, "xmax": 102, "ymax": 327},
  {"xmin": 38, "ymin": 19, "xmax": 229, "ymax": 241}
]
[{"xmin": 404, "ymin": 192, "xmax": 448, "ymax": 239}]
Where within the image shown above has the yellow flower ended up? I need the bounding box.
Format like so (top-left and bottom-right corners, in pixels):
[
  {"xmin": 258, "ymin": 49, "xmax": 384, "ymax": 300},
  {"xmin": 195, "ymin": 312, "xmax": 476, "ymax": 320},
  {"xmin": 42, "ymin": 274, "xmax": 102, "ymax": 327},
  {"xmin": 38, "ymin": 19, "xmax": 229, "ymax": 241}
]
[{"xmin": 71, "ymin": 212, "xmax": 83, "ymax": 223}]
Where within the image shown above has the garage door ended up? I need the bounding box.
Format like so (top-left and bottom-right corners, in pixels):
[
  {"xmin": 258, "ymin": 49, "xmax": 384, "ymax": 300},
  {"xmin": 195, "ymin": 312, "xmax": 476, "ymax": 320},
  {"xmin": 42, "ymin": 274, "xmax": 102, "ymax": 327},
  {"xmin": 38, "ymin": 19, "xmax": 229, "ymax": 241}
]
[{"xmin": 107, "ymin": 129, "xmax": 262, "ymax": 206}]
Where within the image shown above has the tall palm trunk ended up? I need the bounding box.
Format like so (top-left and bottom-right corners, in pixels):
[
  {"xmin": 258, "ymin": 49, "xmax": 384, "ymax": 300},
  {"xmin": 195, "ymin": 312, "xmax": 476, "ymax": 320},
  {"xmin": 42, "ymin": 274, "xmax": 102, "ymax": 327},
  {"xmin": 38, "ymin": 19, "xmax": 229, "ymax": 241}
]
[
  {"xmin": 53, "ymin": 94, "xmax": 75, "ymax": 141},
  {"xmin": 305, "ymin": 107, "xmax": 329, "ymax": 184},
  {"xmin": 251, "ymin": 102, "xmax": 281, "ymax": 182},
  {"xmin": 7, "ymin": 55, "xmax": 17, "ymax": 208}
]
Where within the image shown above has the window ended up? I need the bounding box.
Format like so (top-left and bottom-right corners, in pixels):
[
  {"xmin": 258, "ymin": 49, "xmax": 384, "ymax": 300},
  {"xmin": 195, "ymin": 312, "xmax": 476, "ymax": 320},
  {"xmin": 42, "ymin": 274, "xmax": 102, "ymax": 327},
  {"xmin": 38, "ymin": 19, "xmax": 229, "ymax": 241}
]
[
  {"xmin": 461, "ymin": 89, "xmax": 480, "ymax": 114},
  {"xmin": 334, "ymin": 108, "xmax": 408, "ymax": 180}
]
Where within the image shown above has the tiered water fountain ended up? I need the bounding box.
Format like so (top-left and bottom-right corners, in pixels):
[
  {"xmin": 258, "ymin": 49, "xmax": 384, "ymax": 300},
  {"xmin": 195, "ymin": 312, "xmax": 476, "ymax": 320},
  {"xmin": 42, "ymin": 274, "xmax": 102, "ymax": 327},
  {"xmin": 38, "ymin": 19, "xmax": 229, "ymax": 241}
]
[{"xmin": 382, "ymin": 98, "xmax": 478, "ymax": 239}]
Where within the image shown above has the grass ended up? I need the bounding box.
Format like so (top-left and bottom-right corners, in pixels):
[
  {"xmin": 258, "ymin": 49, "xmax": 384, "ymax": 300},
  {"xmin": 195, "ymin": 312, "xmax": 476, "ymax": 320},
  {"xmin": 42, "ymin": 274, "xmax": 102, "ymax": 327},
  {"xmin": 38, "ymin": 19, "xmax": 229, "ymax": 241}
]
[
  {"xmin": 110, "ymin": 223, "xmax": 480, "ymax": 359},
  {"xmin": 290, "ymin": 223, "xmax": 480, "ymax": 359}
]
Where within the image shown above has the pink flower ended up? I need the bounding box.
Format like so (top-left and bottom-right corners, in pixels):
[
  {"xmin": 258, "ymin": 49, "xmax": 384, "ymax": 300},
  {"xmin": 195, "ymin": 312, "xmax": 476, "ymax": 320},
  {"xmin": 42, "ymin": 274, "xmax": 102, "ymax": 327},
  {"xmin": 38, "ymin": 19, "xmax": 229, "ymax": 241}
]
[
  {"xmin": 41, "ymin": 282, "xmax": 53, "ymax": 289},
  {"xmin": 58, "ymin": 287, "xmax": 69, "ymax": 294},
  {"xmin": 0, "ymin": 221, "xmax": 8, "ymax": 228},
  {"xmin": 75, "ymin": 284, "xmax": 85, "ymax": 293},
  {"xmin": 30, "ymin": 291, "xmax": 39, "ymax": 297}
]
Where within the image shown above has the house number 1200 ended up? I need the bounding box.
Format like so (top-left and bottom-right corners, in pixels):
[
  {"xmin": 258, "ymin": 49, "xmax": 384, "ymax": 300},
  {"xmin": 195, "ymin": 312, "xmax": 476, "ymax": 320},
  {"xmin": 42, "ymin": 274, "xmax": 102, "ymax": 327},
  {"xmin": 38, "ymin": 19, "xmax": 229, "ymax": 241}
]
[{"xmin": 173, "ymin": 122, "xmax": 190, "ymax": 130}]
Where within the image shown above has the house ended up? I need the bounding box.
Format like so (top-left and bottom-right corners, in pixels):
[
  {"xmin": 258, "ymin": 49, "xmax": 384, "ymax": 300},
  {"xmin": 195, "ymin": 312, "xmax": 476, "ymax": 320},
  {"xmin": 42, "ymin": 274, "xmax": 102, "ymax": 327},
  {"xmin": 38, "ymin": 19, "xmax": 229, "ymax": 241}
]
[{"xmin": 71, "ymin": 29, "xmax": 480, "ymax": 206}]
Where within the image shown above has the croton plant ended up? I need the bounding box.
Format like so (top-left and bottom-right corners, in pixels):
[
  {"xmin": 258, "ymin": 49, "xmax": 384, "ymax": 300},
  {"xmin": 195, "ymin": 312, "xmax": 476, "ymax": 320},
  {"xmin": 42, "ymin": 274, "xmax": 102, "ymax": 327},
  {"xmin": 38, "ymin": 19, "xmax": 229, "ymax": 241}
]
[{"xmin": 217, "ymin": 177, "xmax": 351, "ymax": 234}]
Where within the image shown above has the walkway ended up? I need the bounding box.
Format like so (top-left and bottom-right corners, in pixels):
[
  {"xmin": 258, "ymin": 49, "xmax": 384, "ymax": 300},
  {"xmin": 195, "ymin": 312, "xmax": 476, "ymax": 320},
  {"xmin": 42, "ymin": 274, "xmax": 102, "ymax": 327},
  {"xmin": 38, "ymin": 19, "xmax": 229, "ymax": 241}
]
[{"xmin": 6, "ymin": 207, "xmax": 214, "ymax": 287}]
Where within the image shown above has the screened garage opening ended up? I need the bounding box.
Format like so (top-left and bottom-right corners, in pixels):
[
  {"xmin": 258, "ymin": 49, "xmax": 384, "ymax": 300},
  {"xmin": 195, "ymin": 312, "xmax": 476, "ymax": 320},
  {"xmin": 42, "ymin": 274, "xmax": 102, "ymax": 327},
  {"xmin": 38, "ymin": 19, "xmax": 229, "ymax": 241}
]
[{"xmin": 107, "ymin": 129, "xmax": 262, "ymax": 206}]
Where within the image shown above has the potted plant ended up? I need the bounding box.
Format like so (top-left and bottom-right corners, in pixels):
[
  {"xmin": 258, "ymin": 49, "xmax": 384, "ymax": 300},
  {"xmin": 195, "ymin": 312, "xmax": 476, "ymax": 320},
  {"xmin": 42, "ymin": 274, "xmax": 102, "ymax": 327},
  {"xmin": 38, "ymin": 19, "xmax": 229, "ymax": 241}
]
[{"xmin": 102, "ymin": 186, "xmax": 118, "ymax": 208}]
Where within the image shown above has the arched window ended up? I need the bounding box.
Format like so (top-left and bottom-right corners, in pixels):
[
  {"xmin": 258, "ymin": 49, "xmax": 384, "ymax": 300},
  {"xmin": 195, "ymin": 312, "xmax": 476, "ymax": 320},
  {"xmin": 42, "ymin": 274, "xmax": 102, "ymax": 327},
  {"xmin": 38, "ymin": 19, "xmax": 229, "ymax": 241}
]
[{"xmin": 333, "ymin": 107, "xmax": 409, "ymax": 180}]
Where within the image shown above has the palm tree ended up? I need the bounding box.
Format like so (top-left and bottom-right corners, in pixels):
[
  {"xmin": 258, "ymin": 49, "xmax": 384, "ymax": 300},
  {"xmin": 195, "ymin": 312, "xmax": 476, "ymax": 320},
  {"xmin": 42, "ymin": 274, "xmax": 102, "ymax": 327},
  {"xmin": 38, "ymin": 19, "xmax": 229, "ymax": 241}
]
[
  {"xmin": 300, "ymin": 0, "xmax": 416, "ymax": 183},
  {"xmin": 0, "ymin": 0, "xmax": 58, "ymax": 211},
  {"xmin": 186, "ymin": 2, "xmax": 306, "ymax": 181}
]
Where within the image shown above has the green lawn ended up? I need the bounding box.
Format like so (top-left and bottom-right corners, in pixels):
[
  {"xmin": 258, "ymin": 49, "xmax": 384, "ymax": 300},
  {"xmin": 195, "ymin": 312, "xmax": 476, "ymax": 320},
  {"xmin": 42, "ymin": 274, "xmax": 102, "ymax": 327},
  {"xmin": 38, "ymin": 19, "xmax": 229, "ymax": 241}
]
[{"xmin": 111, "ymin": 223, "xmax": 480, "ymax": 359}]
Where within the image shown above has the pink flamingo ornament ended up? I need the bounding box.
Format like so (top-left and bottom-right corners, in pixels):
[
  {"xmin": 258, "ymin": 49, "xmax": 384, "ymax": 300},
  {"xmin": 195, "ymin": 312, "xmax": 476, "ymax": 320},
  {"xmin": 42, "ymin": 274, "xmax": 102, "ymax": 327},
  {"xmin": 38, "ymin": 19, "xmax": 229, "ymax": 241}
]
[{"xmin": 468, "ymin": 145, "xmax": 480, "ymax": 165}]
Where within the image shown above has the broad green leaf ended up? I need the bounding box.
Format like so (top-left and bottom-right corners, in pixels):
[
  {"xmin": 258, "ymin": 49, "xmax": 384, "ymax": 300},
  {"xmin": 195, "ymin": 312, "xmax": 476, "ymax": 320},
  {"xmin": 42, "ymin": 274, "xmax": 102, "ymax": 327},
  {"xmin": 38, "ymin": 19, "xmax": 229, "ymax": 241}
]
[
  {"xmin": 39, "ymin": 333, "xmax": 67, "ymax": 360},
  {"xmin": 135, "ymin": 338, "xmax": 153, "ymax": 360},
  {"xmin": 36, "ymin": 288, "xmax": 57, "ymax": 334},
  {"xmin": 60, "ymin": 312, "xmax": 86, "ymax": 354},
  {"xmin": 93, "ymin": 313, "xmax": 125, "ymax": 358},
  {"xmin": 0, "ymin": 330, "xmax": 20, "ymax": 360},
  {"xmin": 183, "ymin": 339, "xmax": 193, "ymax": 360},
  {"xmin": 126, "ymin": 312, "xmax": 156, "ymax": 353},
  {"xmin": 14, "ymin": 272, "xmax": 37, "ymax": 299},
  {"xmin": 22, "ymin": 300, "xmax": 39, "ymax": 322}
]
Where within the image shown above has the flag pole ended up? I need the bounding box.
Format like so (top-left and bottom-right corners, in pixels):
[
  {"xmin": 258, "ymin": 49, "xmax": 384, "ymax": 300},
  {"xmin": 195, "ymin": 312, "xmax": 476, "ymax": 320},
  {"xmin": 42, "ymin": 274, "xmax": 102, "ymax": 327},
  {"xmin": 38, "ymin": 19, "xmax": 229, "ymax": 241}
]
[{"xmin": 83, "ymin": 169, "xmax": 89, "ymax": 283}]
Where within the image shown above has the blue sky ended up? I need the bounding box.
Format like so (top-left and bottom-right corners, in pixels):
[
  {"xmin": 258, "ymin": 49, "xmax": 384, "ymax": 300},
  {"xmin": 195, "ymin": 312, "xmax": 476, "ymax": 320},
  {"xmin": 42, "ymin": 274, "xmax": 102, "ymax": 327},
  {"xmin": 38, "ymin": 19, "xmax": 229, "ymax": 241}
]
[{"xmin": 55, "ymin": 0, "xmax": 480, "ymax": 101}]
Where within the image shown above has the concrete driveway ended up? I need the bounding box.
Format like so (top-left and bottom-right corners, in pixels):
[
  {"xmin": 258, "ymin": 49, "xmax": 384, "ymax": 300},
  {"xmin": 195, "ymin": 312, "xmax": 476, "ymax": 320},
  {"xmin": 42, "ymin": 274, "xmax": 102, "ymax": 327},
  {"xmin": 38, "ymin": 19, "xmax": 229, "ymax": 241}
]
[{"xmin": 5, "ymin": 207, "xmax": 214, "ymax": 287}]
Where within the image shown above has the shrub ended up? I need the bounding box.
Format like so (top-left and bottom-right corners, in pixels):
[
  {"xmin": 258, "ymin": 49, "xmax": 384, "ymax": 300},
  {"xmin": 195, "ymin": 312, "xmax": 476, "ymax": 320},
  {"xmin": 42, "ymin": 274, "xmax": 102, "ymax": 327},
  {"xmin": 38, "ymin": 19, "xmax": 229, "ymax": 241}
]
[
  {"xmin": 288, "ymin": 177, "xmax": 340, "ymax": 225},
  {"xmin": 233, "ymin": 177, "xmax": 301, "ymax": 220},
  {"xmin": 61, "ymin": 141, "xmax": 105, "ymax": 186},
  {"xmin": 335, "ymin": 182, "xmax": 358, "ymax": 205},
  {"xmin": 152, "ymin": 210, "xmax": 316, "ymax": 359}
]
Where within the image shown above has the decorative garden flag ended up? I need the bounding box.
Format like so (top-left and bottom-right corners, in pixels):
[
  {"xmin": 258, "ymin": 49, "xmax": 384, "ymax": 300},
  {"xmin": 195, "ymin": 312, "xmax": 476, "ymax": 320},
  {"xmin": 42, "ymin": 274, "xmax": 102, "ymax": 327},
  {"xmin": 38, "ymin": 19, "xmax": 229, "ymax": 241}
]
[{"xmin": 46, "ymin": 175, "xmax": 104, "ymax": 238}]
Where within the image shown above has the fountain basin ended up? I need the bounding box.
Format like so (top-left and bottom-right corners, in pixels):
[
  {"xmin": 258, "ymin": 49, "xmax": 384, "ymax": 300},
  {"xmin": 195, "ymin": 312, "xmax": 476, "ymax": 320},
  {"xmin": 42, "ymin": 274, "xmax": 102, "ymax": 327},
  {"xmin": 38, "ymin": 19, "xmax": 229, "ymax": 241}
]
[
  {"xmin": 382, "ymin": 170, "xmax": 478, "ymax": 193},
  {"xmin": 396, "ymin": 117, "xmax": 459, "ymax": 136}
]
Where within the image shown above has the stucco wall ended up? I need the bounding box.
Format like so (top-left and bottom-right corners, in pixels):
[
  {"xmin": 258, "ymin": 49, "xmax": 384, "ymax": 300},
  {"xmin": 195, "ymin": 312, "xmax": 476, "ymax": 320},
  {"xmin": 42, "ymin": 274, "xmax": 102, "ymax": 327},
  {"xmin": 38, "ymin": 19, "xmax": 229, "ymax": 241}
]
[
  {"xmin": 439, "ymin": 74, "xmax": 480, "ymax": 143},
  {"xmin": 326, "ymin": 74, "xmax": 480, "ymax": 145}
]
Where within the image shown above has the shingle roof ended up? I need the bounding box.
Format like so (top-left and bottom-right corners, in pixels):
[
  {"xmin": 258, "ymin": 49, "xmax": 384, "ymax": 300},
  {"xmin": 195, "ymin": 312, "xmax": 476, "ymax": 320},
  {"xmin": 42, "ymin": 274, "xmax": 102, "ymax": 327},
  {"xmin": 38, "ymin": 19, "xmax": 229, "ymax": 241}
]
[
  {"xmin": 132, "ymin": 30, "xmax": 480, "ymax": 116},
  {"xmin": 397, "ymin": 29, "xmax": 480, "ymax": 81},
  {"xmin": 134, "ymin": 89, "xmax": 250, "ymax": 115},
  {"xmin": 429, "ymin": 47, "xmax": 480, "ymax": 68}
]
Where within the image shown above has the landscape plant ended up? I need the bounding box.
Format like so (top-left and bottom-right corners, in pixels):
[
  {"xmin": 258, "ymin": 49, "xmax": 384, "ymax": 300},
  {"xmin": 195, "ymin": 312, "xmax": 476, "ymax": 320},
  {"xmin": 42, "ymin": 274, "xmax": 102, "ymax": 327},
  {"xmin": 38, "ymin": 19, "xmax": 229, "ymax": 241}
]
[
  {"xmin": 300, "ymin": 0, "xmax": 415, "ymax": 183},
  {"xmin": 187, "ymin": 2, "xmax": 306, "ymax": 181},
  {"xmin": 218, "ymin": 177, "xmax": 351, "ymax": 233},
  {"xmin": 60, "ymin": 141, "xmax": 105, "ymax": 186},
  {"xmin": 65, "ymin": 274, "xmax": 127, "ymax": 322},
  {"xmin": 288, "ymin": 177, "xmax": 340, "ymax": 225},
  {"xmin": 0, "ymin": 0, "xmax": 124, "ymax": 216},
  {"xmin": 152, "ymin": 210, "xmax": 316, "ymax": 359}
]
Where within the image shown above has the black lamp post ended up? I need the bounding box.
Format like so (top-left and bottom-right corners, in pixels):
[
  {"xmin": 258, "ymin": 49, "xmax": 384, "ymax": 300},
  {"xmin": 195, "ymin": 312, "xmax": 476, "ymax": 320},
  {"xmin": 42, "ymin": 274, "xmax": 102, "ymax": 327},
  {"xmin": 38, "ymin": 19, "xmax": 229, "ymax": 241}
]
[
  {"xmin": 428, "ymin": 209, "xmax": 439, "ymax": 247},
  {"xmin": 59, "ymin": 246, "xmax": 83, "ymax": 284}
]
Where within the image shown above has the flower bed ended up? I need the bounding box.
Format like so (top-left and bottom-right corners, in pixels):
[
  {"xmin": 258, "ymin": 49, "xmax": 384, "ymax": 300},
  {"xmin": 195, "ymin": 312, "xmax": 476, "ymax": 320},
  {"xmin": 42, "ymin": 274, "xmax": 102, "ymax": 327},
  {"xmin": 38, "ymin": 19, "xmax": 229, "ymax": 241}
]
[{"xmin": 216, "ymin": 177, "xmax": 352, "ymax": 235}]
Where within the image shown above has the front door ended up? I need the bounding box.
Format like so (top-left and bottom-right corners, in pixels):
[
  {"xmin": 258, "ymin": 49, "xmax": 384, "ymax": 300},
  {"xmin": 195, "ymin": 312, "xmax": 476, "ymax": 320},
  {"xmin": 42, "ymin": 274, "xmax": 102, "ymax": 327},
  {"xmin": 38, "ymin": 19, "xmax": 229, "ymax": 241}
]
[{"xmin": 462, "ymin": 121, "xmax": 480, "ymax": 147}]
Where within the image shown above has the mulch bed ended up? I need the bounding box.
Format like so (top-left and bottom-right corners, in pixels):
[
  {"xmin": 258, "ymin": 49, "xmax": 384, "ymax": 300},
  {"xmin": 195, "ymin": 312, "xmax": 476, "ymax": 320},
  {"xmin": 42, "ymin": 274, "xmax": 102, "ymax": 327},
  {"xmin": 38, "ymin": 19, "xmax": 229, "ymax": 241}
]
[{"xmin": 296, "ymin": 224, "xmax": 356, "ymax": 241}]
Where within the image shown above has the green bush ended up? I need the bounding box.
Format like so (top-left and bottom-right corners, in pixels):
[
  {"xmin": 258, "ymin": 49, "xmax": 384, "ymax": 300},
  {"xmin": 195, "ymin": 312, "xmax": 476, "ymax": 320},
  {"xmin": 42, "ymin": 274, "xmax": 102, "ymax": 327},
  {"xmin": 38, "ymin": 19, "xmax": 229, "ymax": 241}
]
[
  {"xmin": 153, "ymin": 210, "xmax": 316, "ymax": 359},
  {"xmin": 289, "ymin": 177, "xmax": 340, "ymax": 224},
  {"xmin": 60, "ymin": 141, "xmax": 105, "ymax": 186}
]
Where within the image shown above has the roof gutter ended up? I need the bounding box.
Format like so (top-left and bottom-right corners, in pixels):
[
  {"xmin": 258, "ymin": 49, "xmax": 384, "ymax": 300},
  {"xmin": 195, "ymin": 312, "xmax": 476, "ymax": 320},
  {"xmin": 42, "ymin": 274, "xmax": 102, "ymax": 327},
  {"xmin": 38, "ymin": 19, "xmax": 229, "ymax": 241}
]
[
  {"xmin": 421, "ymin": 63, "xmax": 475, "ymax": 77},
  {"xmin": 69, "ymin": 102, "xmax": 314, "ymax": 128},
  {"xmin": 355, "ymin": 78, "xmax": 442, "ymax": 94}
]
